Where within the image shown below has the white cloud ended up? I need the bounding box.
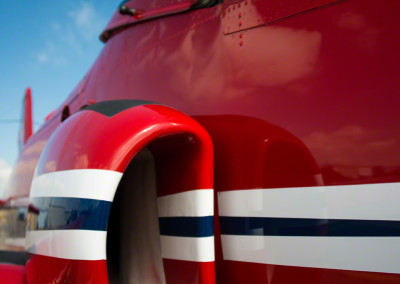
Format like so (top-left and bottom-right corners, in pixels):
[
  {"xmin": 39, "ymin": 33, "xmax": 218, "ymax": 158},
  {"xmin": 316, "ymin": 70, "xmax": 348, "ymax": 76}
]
[
  {"xmin": 60, "ymin": 27, "xmax": 83, "ymax": 54},
  {"xmin": 34, "ymin": 2, "xmax": 106, "ymax": 65},
  {"xmin": 51, "ymin": 22, "xmax": 61, "ymax": 32},
  {"xmin": 68, "ymin": 2, "xmax": 106, "ymax": 40},
  {"xmin": 37, "ymin": 52, "xmax": 48, "ymax": 63},
  {"xmin": 70, "ymin": 2, "xmax": 96, "ymax": 27},
  {"xmin": 36, "ymin": 41, "xmax": 67, "ymax": 65},
  {"xmin": 302, "ymin": 125, "xmax": 400, "ymax": 167},
  {"xmin": 0, "ymin": 159, "xmax": 12, "ymax": 199}
]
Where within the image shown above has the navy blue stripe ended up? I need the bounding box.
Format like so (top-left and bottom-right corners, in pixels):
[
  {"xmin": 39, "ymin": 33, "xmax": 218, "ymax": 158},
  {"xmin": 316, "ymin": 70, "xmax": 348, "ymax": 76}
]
[
  {"xmin": 220, "ymin": 217, "xmax": 400, "ymax": 237},
  {"xmin": 159, "ymin": 216, "xmax": 214, "ymax": 237},
  {"xmin": 29, "ymin": 197, "xmax": 111, "ymax": 231}
]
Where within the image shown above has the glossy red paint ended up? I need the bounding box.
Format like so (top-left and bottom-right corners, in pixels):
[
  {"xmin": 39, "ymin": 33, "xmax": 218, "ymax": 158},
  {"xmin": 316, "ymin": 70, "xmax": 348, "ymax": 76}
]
[
  {"xmin": 218, "ymin": 261, "xmax": 400, "ymax": 284},
  {"xmin": 44, "ymin": 110, "xmax": 56, "ymax": 122},
  {"xmin": 28, "ymin": 103, "xmax": 214, "ymax": 283},
  {"xmin": 101, "ymin": 0, "xmax": 197, "ymax": 42},
  {"xmin": 163, "ymin": 259, "xmax": 215, "ymax": 284},
  {"xmin": 0, "ymin": 264, "xmax": 26, "ymax": 284},
  {"xmin": 221, "ymin": 0, "xmax": 341, "ymax": 34},
  {"xmin": 85, "ymin": 0, "xmax": 400, "ymax": 187},
  {"xmin": 195, "ymin": 115, "xmax": 321, "ymax": 191},
  {"xmin": 4, "ymin": 0, "xmax": 400, "ymax": 283},
  {"xmin": 25, "ymin": 255, "xmax": 108, "ymax": 284},
  {"xmin": 22, "ymin": 88, "xmax": 33, "ymax": 145},
  {"xmin": 35, "ymin": 104, "xmax": 213, "ymax": 194},
  {"xmin": 5, "ymin": 115, "xmax": 57, "ymax": 199}
]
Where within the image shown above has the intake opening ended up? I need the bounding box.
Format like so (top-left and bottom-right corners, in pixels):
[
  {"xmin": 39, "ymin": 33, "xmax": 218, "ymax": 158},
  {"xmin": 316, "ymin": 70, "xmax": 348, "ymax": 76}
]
[{"xmin": 107, "ymin": 133, "xmax": 212, "ymax": 284}]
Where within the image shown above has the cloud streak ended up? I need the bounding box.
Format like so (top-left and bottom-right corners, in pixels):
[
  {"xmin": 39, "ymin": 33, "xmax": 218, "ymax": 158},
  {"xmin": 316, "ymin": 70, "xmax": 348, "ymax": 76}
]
[
  {"xmin": 35, "ymin": 2, "xmax": 107, "ymax": 65},
  {"xmin": 68, "ymin": 2, "xmax": 107, "ymax": 40},
  {"xmin": 36, "ymin": 41, "xmax": 67, "ymax": 65}
]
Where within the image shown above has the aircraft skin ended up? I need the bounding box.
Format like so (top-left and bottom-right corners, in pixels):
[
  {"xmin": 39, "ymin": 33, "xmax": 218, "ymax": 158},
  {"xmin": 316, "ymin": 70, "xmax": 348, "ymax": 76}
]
[{"xmin": 1, "ymin": 0, "xmax": 400, "ymax": 283}]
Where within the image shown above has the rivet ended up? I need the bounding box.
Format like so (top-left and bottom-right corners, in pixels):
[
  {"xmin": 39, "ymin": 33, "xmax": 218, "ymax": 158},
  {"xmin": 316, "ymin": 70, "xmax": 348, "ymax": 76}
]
[
  {"xmin": 239, "ymin": 13, "xmax": 242, "ymax": 18},
  {"xmin": 239, "ymin": 41, "xmax": 243, "ymax": 46},
  {"xmin": 239, "ymin": 33, "xmax": 243, "ymax": 38},
  {"xmin": 245, "ymin": 0, "xmax": 248, "ymax": 5},
  {"xmin": 239, "ymin": 21, "xmax": 242, "ymax": 26},
  {"xmin": 233, "ymin": 5, "xmax": 236, "ymax": 10}
]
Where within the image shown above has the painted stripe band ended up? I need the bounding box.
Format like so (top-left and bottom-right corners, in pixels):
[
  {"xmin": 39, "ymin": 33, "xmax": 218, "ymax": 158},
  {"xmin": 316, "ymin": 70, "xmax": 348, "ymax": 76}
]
[
  {"xmin": 219, "ymin": 183, "xmax": 400, "ymax": 274},
  {"xmin": 159, "ymin": 216, "xmax": 213, "ymax": 237},
  {"xmin": 26, "ymin": 230, "xmax": 107, "ymax": 260},
  {"xmin": 220, "ymin": 217, "xmax": 400, "ymax": 236},
  {"xmin": 29, "ymin": 197, "xmax": 111, "ymax": 231},
  {"xmin": 221, "ymin": 235, "xmax": 400, "ymax": 274},
  {"xmin": 30, "ymin": 169, "xmax": 122, "ymax": 201},
  {"xmin": 157, "ymin": 189, "xmax": 213, "ymax": 217},
  {"xmin": 160, "ymin": 236, "xmax": 215, "ymax": 262},
  {"xmin": 218, "ymin": 183, "xmax": 400, "ymax": 220}
]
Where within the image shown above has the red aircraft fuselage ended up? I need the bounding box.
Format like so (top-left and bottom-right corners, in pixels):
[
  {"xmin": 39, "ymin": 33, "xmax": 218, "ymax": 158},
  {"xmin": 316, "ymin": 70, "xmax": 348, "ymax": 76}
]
[{"xmin": 2, "ymin": 0, "xmax": 400, "ymax": 283}]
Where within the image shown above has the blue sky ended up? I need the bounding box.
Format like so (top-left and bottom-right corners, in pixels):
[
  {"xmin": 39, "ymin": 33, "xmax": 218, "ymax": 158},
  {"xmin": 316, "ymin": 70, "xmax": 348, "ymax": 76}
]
[{"xmin": 0, "ymin": 1, "xmax": 118, "ymax": 196}]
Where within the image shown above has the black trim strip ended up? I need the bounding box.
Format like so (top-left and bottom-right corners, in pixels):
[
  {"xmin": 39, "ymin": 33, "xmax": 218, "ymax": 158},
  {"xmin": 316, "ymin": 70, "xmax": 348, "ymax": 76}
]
[
  {"xmin": 0, "ymin": 251, "xmax": 26, "ymax": 265},
  {"xmin": 220, "ymin": 217, "xmax": 400, "ymax": 237},
  {"xmin": 81, "ymin": 100, "xmax": 159, "ymax": 117}
]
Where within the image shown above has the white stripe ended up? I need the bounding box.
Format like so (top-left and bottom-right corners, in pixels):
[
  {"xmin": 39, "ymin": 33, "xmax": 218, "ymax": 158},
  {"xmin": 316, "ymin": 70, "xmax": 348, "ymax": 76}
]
[
  {"xmin": 218, "ymin": 183, "xmax": 400, "ymax": 220},
  {"xmin": 160, "ymin": 236, "xmax": 215, "ymax": 262},
  {"xmin": 157, "ymin": 189, "xmax": 213, "ymax": 217},
  {"xmin": 26, "ymin": 230, "xmax": 107, "ymax": 260},
  {"xmin": 221, "ymin": 235, "xmax": 400, "ymax": 274},
  {"xmin": 9, "ymin": 197, "xmax": 29, "ymax": 207},
  {"xmin": 30, "ymin": 169, "xmax": 123, "ymax": 201}
]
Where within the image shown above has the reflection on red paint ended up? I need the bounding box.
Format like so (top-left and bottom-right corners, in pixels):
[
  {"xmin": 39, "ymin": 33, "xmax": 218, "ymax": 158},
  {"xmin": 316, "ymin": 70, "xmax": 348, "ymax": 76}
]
[{"xmin": 4, "ymin": 0, "xmax": 400, "ymax": 283}]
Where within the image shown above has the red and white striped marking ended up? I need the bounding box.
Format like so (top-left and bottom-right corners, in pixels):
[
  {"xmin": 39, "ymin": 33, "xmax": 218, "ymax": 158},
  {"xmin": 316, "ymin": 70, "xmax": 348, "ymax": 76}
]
[{"xmin": 218, "ymin": 182, "xmax": 400, "ymax": 274}]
